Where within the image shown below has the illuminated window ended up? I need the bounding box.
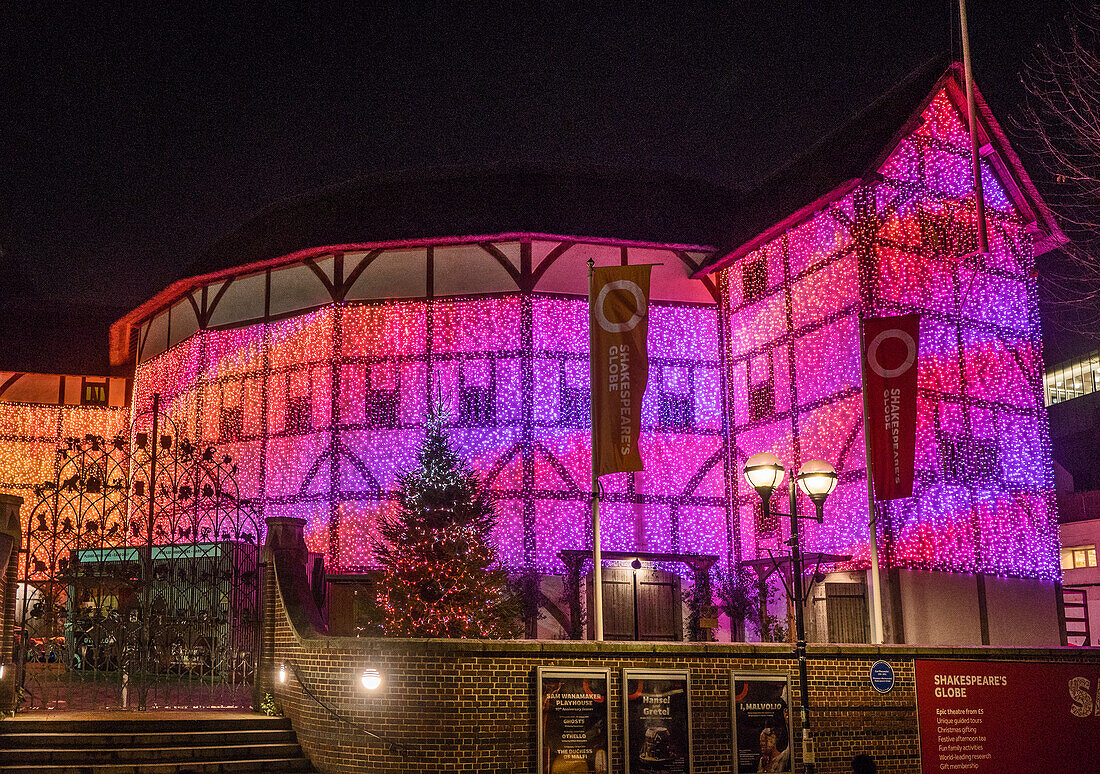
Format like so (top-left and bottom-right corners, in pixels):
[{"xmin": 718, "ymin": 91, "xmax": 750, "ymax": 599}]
[
  {"xmin": 1061, "ymin": 545, "xmax": 1098, "ymax": 571},
  {"xmin": 742, "ymin": 256, "xmax": 767, "ymax": 304}
]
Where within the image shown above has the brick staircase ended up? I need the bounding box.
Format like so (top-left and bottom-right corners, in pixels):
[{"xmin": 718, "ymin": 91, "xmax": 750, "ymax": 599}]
[{"xmin": 0, "ymin": 715, "xmax": 315, "ymax": 773}]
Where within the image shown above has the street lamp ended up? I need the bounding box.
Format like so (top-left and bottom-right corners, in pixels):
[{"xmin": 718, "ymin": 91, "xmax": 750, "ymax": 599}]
[{"xmin": 744, "ymin": 455, "xmax": 837, "ymax": 774}]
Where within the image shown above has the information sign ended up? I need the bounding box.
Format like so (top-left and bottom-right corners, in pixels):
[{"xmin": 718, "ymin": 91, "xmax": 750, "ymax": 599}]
[{"xmin": 915, "ymin": 659, "xmax": 1100, "ymax": 773}]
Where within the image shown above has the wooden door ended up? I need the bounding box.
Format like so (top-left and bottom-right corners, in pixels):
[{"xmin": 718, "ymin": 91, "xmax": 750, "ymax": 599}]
[
  {"xmin": 587, "ymin": 568, "xmax": 682, "ymax": 640},
  {"xmin": 824, "ymin": 582, "xmax": 869, "ymax": 643}
]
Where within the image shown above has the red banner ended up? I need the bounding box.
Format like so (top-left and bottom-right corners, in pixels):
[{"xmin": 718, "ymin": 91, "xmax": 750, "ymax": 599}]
[
  {"xmin": 861, "ymin": 314, "xmax": 919, "ymax": 500},
  {"xmin": 916, "ymin": 659, "xmax": 1100, "ymax": 773},
  {"xmin": 591, "ymin": 264, "xmax": 650, "ymax": 478}
]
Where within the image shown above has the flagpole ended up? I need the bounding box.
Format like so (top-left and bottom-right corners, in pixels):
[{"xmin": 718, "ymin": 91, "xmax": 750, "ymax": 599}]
[
  {"xmin": 588, "ymin": 256, "xmax": 604, "ymax": 642},
  {"xmin": 859, "ymin": 315, "xmax": 886, "ymax": 645},
  {"xmin": 959, "ymin": 0, "xmax": 989, "ymax": 256}
]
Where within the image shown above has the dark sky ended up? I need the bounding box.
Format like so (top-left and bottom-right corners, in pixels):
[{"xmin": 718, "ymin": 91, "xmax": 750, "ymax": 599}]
[{"xmin": 0, "ymin": 2, "xmax": 1076, "ymax": 317}]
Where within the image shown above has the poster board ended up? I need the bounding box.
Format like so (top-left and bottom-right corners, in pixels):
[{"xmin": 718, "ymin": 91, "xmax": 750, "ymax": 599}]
[
  {"xmin": 622, "ymin": 668, "xmax": 693, "ymax": 773},
  {"xmin": 537, "ymin": 666, "xmax": 611, "ymax": 774},
  {"xmin": 730, "ymin": 671, "xmax": 793, "ymax": 774},
  {"xmin": 915, "ymin": 659, "xmax": 1100, "ymax": 773}
]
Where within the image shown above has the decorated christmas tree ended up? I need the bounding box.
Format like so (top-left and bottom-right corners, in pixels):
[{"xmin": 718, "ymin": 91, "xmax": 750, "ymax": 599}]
[{"xmin": 373, "ymin": 408, "xmax": 519, "ymax": 638}]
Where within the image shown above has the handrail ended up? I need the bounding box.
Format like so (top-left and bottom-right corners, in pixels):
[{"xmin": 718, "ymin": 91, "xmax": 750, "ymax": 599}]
[{"xmin": 282, "ymin": 658, "xmax": 413, "ymax": 759}]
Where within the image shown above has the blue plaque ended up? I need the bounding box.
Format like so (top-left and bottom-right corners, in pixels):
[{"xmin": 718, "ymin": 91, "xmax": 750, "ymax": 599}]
[{"xmin": 869, "ymin": 660, "xmax": 894, "ymax": 694}]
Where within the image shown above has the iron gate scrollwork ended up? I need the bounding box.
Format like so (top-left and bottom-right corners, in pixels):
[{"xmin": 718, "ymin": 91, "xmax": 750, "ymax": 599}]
[{"xmin": 19, "ymin": 397, "xmax": 265, "ymax": 711}]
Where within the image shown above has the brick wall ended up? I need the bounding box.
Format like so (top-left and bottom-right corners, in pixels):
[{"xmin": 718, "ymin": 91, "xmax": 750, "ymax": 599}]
[{"xmin": 261, "ymin": 517, "xmax": 1100, "ymax": 774}]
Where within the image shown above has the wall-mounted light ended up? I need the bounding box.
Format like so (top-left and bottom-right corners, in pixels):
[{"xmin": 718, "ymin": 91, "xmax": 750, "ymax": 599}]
[
  {"xmin": 278, "ymin": 663, "xmax": 287, "ymax": 684},
  {"xmin": 360, "ymin": 668, "xmax": 382, "ymax": 690},
  {"xmin": 0, "ymin": 663, "xmax": 5, "ymax": 680}
]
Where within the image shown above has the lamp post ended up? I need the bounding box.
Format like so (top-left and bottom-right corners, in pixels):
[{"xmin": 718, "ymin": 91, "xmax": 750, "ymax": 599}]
[{"xmin": 743, "ymin": 453, "xmax": 838, "ymax": 774}]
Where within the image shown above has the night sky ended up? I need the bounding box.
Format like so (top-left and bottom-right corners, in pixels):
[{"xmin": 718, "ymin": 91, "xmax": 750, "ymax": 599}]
[{"xmin": 0, "ymin": 2, "xmax": 1079, "ymax": 345}]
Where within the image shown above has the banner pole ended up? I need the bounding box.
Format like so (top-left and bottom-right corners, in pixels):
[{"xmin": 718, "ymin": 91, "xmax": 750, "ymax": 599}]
[
  {"xmin": 588, "ymin": 257, "xmax": 604, "ymax": 642},
  {"xmin": 859, "ymin": 316, "xmax": 886, "ymax": 645},
  {"xmin": 959, "ymin": 0, "xmax": 989, "ymax": 256}
]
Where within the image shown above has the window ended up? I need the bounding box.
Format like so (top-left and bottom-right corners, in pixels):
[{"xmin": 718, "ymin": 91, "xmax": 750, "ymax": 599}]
[
  {"xmin": 742, "ymin": 256, "xmax": 767, "ymax": 304},
  {"xmin": 366, "ymin": 365, "xmax": 399, "ymax": 428},
  {"xmin": 749, "ymin": 382, "xmax": 775, "ymax": 422},
  {"xmin": 659, "ymin": 366, "xmax": 693, "ymax": 431},
  {"xmin": 220, "ymin": 405, "xmax": 243, "ymax": 442},
  {"xmin": 285, "ymin": 394, "xmax": 312, "ymax": 434},
  {"xmin": 367, "ymin": 390, "xmax": 398, "ymax": 428},
  {"xmin": 459, "ymin": 386, "xmax": 493, "ymax": 426},
  {"xmin": 660, "ymin": 394, "xmax": 693, "ymax": 431},
  {"xmin": 940, "ymin": 436, "xmax": 999, "ymax": 483},
  {"xmin": 559, "ymin": 360, "xmax": 590, "ymax": 428},
  {"xmin": 457, "ymin": 359, "xmax": 494, "ymax": 427},
  {"xmin": 1061, "ymin": 545, "xmax": 1098, "ymax": 571}
]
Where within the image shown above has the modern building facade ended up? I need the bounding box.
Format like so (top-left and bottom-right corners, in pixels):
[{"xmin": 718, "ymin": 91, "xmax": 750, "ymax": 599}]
[{"xmin": 5, "ymin": 60, "xmax": 1068, "ymax": 645}]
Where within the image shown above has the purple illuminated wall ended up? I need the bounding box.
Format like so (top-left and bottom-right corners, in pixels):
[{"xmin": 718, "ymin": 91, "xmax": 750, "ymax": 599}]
[
  {"xmin": 133, "ymin": 295, "xmax": 730, "ymax": 574},
  {"xmin": 721, "ymin": 89, "xmax": 1059, "ymax": 580}
]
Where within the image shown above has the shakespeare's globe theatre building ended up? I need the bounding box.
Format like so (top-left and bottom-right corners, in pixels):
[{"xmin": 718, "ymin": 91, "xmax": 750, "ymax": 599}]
[
  {"xmin": 5, "ymin": 62, "xmax": 1069, "ymax": 644},
  {"xmin": 114, "ymin": 165, "xmax": 733, "ymax": 637}
]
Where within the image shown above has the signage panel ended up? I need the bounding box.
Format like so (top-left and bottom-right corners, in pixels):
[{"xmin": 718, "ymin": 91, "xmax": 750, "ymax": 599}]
[
  {"xmin": 538, "ymin": 666, "xmax": 611, "ymax": 774},
  {"xmin": 731, "ymin": 671, "xmax": 793, "ymax": 774},
  {"xmin": 623, "ymin": 668, "xmax": 692, "ymax": 773},
  {"xmin": 915, "ymin": 659, "xmax": 1100, "ymax": 773}
]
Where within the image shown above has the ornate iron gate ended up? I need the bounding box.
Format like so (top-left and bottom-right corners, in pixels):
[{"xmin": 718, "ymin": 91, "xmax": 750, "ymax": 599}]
[{"xmin": 18, "ymin": 398, "xmax": 264, "ymax": 711}]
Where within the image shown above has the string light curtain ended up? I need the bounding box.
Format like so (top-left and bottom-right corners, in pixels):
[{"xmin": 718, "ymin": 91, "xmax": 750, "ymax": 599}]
[
  {"xmin": 721, "ymin": 89, "xmax": 1058, "ymax": 580},
  {"xmin": 132, "ymin": 296, "xmax": 729, "ymax": 576}
]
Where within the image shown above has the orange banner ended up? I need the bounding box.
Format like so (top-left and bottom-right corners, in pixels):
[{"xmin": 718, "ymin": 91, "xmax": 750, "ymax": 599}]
[{"xmin": 590, "ymin": 264, "xmax": 651, "ymax": 478}]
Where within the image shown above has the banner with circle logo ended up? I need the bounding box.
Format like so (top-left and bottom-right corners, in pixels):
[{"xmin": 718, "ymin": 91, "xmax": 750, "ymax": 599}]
[
  {"xmin": 591, "ymin": 264, "xmax": 651, "ymax": 477},
  {"xmin": 861, "ymin": 313, "xmax": 920, "ymax": 500}
]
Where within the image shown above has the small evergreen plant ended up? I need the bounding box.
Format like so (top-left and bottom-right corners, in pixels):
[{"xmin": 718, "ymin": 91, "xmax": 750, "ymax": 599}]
[{"xmin": 373, "ymin": 408, "xmax": 519, "ymax": 638}]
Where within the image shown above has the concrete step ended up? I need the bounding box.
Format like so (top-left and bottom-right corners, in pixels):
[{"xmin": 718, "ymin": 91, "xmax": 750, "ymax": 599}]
[
  {"xmin": 0, "ymin": 715, "xmax": 315, "ymax": 773},
  {"xmin": 0, "ymin": 758, "xmax": 314, "ymax": 773},
  {"xmin": 0, "ymin": 717, "xmax": 292, "ymax": 734},
  {"xmin": 2, "ymin": 742, "xmax": 305, "ymax": 764},
  {"xmin": 0, "ymin": 729, "xmax": 297, "ymax": 749}
]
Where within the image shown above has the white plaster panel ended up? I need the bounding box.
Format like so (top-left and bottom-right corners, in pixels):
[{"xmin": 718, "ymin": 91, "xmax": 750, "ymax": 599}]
[
  {"xmin": 898, "ymin": 569, "xmax": 983, "ymax": 645},
  {"xmin": 208, "ymin": 272, "xmax": 267, "ymax": 328},
  {"xmin": 493, "ymin": 242, "xmax": 522, "ymax": 271},
  {"xmin": 346, "ymin": 249, "xmax": 427, "ymax": 300},
  {"xmin": 630, "ymin": 247, "xmax": 716, "ymax": 304},
  {"xmin": 142, "ymin": 311, "xmax": 170, "ymax": 361},
  {"xmin": 535, "ymin": 243, "xmax": 618, "ymax": 296},
  {"xmin": 168, "ymin": 298, "xmax": 200, "ymax": 348},
  {"xmin": 984, "ymin": 576, "xmax": 1060, "ymax": 646},
  {"xmin": 108, "ymin": 377, "xmax": 130, "ymax": 407},
  {"xmin": 314, "ymin": 254, "xmax": 336, "ymax": 284},
  {"xmin": 532, "ymin": 240, "xmax": 561, "ymax": 271},
  {"xmin": 0, "ymin": 373, "xmax": 61, "ymax": 404},
  {"xmin": 434, "ymin": 245, "xmax": 517, "ymax": 296},
  {"xmin": 269, "ymin": 263, "xmax": 334, "ymax": 317},
  {"xmin": 64, "ymin": 376, "xmax": 84, "ymax": 404}
]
